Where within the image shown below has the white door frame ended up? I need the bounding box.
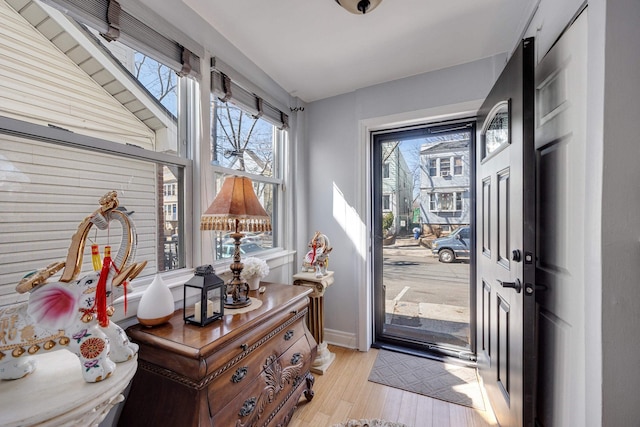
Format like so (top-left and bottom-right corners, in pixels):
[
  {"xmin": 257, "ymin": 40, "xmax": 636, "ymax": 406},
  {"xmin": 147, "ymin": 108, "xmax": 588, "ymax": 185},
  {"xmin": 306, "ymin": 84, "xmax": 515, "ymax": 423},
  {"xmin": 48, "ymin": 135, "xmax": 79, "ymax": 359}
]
[{"xmin": 357, "ymin": 100, "xmax": 482, "ymax": 351}]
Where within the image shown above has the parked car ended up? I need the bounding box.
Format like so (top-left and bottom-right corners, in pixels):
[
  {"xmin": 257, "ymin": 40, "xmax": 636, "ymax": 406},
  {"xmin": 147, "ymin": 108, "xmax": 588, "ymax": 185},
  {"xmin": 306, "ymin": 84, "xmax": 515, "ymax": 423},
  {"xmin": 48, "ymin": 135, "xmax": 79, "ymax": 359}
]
[
  {"xmin": 219, "ymin": 242, "xmax": 264, "ymax": 259},
  {"xmin": 431, "ymin": 226, "xmax": 470, "ymax": 263}
]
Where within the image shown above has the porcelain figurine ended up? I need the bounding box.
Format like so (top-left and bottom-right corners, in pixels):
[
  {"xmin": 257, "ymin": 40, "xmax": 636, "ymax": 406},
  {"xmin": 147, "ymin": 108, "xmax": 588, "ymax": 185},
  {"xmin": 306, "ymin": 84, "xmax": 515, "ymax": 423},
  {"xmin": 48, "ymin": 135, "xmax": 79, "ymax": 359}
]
[{"xmin": 301, "ymin": 231, "xmax": 332, "ymax": 278}]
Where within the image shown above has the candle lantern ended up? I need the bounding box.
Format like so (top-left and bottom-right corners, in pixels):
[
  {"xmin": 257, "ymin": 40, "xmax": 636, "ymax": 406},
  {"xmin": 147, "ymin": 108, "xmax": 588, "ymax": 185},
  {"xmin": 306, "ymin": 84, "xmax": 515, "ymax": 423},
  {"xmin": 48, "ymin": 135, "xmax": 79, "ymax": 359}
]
[{"xmin": 183, "ymin": 265, "xmax": 224, "ymax": 326}]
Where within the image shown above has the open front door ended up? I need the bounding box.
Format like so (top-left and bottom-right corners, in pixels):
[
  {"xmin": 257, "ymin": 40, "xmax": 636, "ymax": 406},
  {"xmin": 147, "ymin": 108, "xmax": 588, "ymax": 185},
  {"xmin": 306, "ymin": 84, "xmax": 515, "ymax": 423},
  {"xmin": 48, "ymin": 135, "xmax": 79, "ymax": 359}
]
[{"xmin": 476, "ymin": 38, "xmax": 536, "ymax": 427}]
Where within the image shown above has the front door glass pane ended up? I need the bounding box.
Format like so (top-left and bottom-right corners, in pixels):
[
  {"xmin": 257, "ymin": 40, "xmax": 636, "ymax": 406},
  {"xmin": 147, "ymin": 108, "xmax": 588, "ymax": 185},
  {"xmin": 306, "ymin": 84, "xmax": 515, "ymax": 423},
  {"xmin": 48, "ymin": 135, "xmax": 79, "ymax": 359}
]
[
  {"xmin": 374, "ymin": 122, "xmax": 474, "ymax": 356},
  {"xmin": 483, "ymin": 102, "xmax": 510, "ymax": 158}
]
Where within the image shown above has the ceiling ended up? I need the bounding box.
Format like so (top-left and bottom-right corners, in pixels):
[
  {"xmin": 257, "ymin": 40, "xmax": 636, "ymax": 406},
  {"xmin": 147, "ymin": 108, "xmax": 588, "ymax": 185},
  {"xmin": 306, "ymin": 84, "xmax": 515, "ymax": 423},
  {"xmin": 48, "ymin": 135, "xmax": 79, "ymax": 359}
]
[{"xmin": 182, "ymin": 0, "xmax": 536, "ymax": 103}]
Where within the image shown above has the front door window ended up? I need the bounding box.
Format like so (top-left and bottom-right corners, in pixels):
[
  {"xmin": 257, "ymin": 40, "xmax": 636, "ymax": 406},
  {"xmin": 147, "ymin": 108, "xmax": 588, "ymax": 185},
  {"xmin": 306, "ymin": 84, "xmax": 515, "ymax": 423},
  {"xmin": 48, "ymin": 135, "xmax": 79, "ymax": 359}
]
[{"xmin": 372, "ymin": 121, "xmax": 475, "ymax": 357}]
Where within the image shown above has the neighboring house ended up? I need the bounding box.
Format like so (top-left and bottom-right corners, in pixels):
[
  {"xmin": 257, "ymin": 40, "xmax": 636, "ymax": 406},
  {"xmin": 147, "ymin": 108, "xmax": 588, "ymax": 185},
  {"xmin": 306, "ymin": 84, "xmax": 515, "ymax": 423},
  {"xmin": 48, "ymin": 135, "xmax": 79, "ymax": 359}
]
[
  {"xmin": 163, "ymin": 168, "xmax": 179, "ymax": 235},
  {"xmin": 381, "ymin": 144, "xmax": 413, "ymax": 234},
  {"xmin": 419, "ymin": 136, "xmax": 470, "ymax": 233},
  {"xmin": 0, "ymin": 0, "xmax": 178, "ymax": 294}
]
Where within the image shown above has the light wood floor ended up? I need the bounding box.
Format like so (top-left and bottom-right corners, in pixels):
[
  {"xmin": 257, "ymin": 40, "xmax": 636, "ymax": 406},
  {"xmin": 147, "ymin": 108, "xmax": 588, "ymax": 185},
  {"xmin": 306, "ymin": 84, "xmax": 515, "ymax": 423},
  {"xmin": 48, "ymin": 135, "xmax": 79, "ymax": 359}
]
[{"xmin": 290, "ymin": 345, "xmax": 498, "ymax": 427}]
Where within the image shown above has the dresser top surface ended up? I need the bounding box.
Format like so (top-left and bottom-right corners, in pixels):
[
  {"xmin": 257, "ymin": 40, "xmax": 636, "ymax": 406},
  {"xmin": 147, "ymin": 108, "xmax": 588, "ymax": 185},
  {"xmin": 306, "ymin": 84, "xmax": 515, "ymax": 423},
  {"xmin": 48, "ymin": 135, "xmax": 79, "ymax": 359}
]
[{"xmin": 126, "ymin": 283, "xmax": 311, "ymax": 359}]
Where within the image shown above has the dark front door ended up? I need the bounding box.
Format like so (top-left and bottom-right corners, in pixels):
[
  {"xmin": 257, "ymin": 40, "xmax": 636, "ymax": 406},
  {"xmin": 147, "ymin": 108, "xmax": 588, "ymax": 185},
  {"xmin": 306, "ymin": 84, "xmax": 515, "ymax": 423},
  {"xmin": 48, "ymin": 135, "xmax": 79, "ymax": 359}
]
[{"xmin": 476, "ymin": 38, "xmax": 536, "ymax": 427}]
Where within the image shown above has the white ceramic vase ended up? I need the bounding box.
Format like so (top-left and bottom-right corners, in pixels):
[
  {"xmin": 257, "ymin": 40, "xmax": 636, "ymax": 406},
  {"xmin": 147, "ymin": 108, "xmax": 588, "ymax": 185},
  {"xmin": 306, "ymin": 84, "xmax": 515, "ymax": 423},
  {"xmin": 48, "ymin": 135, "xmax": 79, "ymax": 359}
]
[
  {"xmin": 137, "ymin": 274, "xmax": 174, "ymax": 326},
  {"xmin": 246, "ymin": 276, "xmax": 261, "ymax": 291}
]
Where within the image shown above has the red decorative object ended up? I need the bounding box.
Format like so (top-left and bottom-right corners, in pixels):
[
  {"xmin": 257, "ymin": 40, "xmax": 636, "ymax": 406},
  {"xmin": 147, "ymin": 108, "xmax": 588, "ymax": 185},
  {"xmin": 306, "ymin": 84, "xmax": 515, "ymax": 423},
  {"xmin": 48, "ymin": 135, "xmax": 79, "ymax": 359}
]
[
  {"xmin": 80, "ymin": 337, "xmax": 106, "ymax": 359},
  {"xmin": 96, "ymin": 246, "xmax": 114, "ymax": 327}
]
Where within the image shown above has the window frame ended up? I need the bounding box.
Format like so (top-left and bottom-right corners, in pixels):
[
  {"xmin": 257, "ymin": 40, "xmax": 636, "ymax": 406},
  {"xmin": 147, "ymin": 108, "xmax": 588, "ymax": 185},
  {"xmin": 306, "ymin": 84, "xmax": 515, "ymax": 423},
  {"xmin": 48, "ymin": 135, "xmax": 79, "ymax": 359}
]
[
  {"xmin": 382, "ymin": 162, "xmax": 390, "ymax": 179},
  {"xmin": 0, "ymin": 116, "xmax": 194, "ymax": 305},
  {"xmin": 382, "ymin": 194, "xmax": 391, "ymax": 211},
  {"xmin": 1, "ymin": 0, "xmax": 295, "ymax": 312},
  {"xmin": 428, "ymin": 158, "xmax": 438, "ymax": 176},
  {"xmin": 207, "ymin": 98, "xmax": 288, "ymax": 260},
  {"xmin": 454, "ymin": 156, "xmax": 464, "ymax": 176},
  {"xmin": 428, "ymin": 191, "xmax": 464, "ymax": 212},
  {"xmin": 440, "ymin": 158, "xmax": 451, "ymax": 177}
]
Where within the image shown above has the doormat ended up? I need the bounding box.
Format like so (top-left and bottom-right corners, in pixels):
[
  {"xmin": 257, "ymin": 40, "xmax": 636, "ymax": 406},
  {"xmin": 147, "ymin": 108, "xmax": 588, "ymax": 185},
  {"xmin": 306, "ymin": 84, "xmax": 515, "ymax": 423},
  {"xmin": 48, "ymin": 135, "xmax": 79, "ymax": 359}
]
[{"xmin": 367, "ymin": 349, "xmax": 485, "ymax": 410}]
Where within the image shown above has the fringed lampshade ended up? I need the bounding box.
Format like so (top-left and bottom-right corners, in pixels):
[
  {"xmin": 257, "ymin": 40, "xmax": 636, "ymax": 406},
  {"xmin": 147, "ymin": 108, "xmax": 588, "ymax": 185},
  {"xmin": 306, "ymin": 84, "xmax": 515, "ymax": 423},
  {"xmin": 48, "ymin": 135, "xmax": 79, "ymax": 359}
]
[{"xmin": 201, "ymin": 175, "xmax": 271, "ymax": 307}]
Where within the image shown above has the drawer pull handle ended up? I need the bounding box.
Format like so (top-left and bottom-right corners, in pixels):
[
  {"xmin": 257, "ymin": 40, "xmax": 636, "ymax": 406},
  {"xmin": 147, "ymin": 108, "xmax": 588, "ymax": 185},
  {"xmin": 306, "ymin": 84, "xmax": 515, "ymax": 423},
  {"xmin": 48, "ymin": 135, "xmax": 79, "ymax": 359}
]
[
  {"xmin": 240, "ymin": 343, "xmax": 248, "ymax": 351},
  {"xmin": 291, "ymin": 353, "xmax": 302, "ymax": 365},
  {"xmin": 239, "ymin": 397, "xmax": 257, "ymax": 417},
  {"xmin": 284, "ymin": 330, "xmax": 294, "ymax": 341},
  {"xmin": 291, "ymin": 309, "xmax": 298, "ymax": 315},
  {"xmin": 231, "ymin": 366, "xmax": 248, "ymax": 383}
]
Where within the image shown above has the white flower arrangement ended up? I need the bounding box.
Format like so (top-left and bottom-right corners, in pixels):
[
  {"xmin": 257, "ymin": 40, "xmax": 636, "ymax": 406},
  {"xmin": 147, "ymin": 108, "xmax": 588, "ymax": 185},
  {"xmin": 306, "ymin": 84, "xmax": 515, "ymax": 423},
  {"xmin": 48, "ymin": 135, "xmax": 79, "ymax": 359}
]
[{"xmin": 241, "ymin": 257, "xmax": 269, "ymax": 279}]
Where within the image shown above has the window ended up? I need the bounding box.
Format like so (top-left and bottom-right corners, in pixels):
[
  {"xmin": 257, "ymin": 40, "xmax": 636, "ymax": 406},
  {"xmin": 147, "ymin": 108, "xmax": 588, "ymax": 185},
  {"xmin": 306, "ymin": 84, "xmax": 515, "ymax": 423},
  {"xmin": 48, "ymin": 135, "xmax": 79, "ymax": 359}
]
[
  {"xmin": 429, "ymin": 192, "xmax": 463, "ymax": 212},
  {"xmin": 382, "ymin": 162, "xmax": 390, "ymax": 178},
  {"xmin": 440, "ymin": 193, "xmax": 453, "ymax": 210},
  {"xmin": 483, "ymin": 101, "xmax": 510, "ymax": 158},
  {"xmin": 440, "ymin": 158, "xmax": 451, "ymax": 176},
  {"xmin": 454, "ymin": 156, "xmax": 463, "ymax": 175},
  {"xmin": 458, "ymin": 227, "xmax": 470, "ymax": 239},
  {"xmin": 383, "ymin": 195, "xmax": 391, "ymax": 210},
  {"xmin": 456, "ymin": 192, "xmax": 463, "ymax": 210},
  {"xmin": 0, "ymin": 0, "xmax": 196, "ymax": 302},
  {"xmin": 429, "ymin": 194, "xmax": 437, "ymax": 211},
  {"xmin": 164, "ymin": 183, "xmax": 177, "ymax": 196},
  {"xmin": 209, "ymin": 98, "xmax": 284, "ymax": 259},
  {"xmin": 428, "ymin": 159, "xmax": 437, "ymax": 176}
]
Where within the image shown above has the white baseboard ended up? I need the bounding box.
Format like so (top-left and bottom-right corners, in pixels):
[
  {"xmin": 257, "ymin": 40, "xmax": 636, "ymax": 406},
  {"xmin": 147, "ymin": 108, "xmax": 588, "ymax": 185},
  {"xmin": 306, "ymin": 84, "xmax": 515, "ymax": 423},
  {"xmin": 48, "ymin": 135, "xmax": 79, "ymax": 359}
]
[{"xmin": 324, "ymin": 328, "xmax": 358, "ymax": 349}]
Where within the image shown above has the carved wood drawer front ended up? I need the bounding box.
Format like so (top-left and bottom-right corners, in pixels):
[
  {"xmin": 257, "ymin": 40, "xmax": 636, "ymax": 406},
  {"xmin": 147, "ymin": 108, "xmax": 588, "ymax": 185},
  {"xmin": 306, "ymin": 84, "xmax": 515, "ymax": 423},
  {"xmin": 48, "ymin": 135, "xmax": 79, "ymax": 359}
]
[
  {"xmin": 212, "ymin": 335, "xmax": 313, "ymax": 427},
  {"xmin": 207, "ymin": 317, "xmax": 307, "ymax": 414}
]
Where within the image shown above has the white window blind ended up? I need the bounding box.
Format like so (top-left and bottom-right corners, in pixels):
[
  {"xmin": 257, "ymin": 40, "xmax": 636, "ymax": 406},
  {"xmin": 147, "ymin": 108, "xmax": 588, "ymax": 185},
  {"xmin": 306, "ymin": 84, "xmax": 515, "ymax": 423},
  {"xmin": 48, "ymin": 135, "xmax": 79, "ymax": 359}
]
[
  {"xmin": 40, "ymin": 0, "xmax": 200, "ymax": 77},
  {"xmin": 211, "ymin": 67, "xmax": 289, "ymax": 130}
]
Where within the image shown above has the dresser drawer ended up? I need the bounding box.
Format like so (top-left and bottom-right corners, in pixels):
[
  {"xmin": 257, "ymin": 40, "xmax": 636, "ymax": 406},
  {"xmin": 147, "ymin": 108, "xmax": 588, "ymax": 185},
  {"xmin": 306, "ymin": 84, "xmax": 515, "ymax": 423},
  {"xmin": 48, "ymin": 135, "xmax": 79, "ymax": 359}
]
[
  {"xmin": 212, "ymin": 334, "xmax": 313, "ymax": 427},
  {"xmin": 208, "ymin": 315, "xmax": 308, "ymax": 413}
]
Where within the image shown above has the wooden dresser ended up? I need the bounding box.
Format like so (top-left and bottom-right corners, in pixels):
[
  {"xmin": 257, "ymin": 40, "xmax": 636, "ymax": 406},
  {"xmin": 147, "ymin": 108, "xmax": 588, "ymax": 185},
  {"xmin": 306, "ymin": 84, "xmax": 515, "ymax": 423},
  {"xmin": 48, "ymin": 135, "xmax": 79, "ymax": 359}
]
[{"xmin": 118, "ymin": 283, "xmax": 317, "ymax": 427}]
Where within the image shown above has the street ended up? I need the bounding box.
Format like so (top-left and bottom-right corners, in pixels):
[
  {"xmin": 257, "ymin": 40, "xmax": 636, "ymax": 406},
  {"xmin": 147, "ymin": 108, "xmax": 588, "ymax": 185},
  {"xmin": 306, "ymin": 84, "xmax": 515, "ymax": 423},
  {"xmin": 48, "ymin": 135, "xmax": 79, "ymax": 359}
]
[{"xmin": 382, "ymin": 236, "xmax": 471, "ymax": 348}]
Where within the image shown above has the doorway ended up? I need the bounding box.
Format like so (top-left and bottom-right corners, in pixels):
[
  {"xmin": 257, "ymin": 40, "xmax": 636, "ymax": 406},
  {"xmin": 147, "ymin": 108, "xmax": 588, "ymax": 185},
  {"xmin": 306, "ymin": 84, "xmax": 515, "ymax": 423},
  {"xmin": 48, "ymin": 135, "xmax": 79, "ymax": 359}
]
[{"xmin": 372, "ymin": 120, "xmax": 476, "ymax": 359}]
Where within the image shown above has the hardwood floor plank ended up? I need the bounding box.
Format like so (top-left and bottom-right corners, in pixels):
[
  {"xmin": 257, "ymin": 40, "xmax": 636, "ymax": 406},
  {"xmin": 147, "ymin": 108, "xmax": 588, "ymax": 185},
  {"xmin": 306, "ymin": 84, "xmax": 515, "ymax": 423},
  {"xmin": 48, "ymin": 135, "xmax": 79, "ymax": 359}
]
[
  {"xmin": 307, "ymin": 411, "xmax": 331, "ymax": 427},
  {"xmin": 331, "ymin": 400, "xmax": 355, "ymax": 425},
  {"xmin": 395, "ymin": 390, "xmax": 419, "ymax": 426},
  {"xmin": 379, "ymin": 386, "xmax": 404, "ymax": 421},
  {"xmin": 290, "ymin": 345, "xmax": 497, "ymax": 427},
  {"xmin": 414, "ymin": 395, "xmax": 435, "ymax": 427},
  {"xmin": 349, "ymin": 381, "xmax": 385, "ymax": 420},
  {"xmin": 433, "ymin": 399, "xmax": 451, "ymax": 426}
]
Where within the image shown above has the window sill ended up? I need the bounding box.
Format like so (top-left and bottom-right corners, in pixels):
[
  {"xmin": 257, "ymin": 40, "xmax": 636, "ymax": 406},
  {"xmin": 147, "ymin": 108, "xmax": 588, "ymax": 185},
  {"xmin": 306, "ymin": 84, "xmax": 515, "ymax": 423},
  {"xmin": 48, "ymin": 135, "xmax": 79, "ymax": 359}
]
[{"xmin": 113, "ymin": 248, "xmax": 295, "ymax": 328}]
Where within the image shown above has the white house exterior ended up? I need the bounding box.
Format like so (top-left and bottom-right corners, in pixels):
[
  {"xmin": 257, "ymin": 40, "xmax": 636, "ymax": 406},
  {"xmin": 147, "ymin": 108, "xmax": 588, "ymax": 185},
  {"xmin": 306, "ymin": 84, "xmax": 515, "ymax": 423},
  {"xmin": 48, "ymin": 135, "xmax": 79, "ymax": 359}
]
[{"xmin": 419, "ymin": 136, "xmax": 470, "ymax": 233}]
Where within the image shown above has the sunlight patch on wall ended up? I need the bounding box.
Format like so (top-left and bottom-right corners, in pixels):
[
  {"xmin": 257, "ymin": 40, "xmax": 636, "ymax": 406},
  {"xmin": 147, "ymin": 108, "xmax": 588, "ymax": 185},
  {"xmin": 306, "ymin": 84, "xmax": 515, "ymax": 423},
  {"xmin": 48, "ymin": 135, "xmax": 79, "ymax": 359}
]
[{"xmin": 332, "ymin": 182, "xmax": 366, "ymax": 259}]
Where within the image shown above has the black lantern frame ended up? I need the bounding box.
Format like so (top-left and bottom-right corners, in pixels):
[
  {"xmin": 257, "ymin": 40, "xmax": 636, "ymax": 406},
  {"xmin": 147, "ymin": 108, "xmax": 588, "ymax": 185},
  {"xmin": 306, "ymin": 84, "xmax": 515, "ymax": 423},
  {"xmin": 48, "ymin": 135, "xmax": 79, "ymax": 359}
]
[{"xmin": 183, "ymin": 265, "xmax": 224, "ymax": 326}]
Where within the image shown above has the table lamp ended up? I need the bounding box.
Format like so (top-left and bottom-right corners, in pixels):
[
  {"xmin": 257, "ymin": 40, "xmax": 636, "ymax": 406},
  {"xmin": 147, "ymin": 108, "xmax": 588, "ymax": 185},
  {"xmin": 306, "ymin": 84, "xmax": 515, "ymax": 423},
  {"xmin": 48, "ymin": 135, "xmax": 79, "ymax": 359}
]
[{"xmin": 201, "ymin": 175, "xmax": 271, "ymax": 308}]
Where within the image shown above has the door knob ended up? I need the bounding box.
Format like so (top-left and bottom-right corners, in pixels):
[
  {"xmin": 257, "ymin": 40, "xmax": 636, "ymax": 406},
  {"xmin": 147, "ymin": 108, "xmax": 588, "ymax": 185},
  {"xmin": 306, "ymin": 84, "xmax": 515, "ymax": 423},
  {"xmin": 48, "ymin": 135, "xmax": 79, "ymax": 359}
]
[
  {"xmin": 512, "ymin": 249, "xmax": 522, "ymax": 262},
  {"xmin": 498, "ymin": 278, "xmax": 522, "ymax": 293}
]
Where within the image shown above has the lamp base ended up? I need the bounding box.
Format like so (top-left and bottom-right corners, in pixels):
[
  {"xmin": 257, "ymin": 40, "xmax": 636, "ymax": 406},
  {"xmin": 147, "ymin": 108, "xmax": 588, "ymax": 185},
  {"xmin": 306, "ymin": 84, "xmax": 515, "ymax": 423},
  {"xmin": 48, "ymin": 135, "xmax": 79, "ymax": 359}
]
[{"xmin": 224, "ymin": 296, "xmax": 251, "ymax": 308}]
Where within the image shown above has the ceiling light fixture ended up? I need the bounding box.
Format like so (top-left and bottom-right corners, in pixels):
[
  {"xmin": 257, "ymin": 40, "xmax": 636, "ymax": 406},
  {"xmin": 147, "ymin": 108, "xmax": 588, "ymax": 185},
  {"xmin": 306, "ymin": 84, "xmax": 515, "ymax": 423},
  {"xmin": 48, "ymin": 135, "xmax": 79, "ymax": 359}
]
[{"xmin": 335, "ymin": 0, "xmax": 382, "ymax": 14}]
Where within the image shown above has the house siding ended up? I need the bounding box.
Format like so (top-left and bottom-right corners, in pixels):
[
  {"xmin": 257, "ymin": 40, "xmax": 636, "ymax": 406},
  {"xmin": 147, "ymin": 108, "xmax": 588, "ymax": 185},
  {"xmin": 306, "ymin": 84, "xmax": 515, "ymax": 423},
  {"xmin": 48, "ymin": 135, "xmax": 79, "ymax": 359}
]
[
  {"xmin": 0, "ymin": 0, "xmax": 155, "ymax": 148},
  {"xmin": 0, "ymin": 0, "xmax": 159, "ymax": 302}
]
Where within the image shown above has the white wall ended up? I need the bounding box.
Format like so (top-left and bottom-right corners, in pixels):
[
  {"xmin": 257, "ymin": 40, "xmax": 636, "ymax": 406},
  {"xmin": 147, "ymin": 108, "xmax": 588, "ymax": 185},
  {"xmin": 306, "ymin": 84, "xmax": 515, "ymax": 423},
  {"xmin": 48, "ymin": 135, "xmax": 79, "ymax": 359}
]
[
  {"xmin": 305, "ymin": 55, "xmax": 507, "ymax": 348},
  {"xmin": 600, "ymin": 0, "xmax": 640, "ymax": 424}
]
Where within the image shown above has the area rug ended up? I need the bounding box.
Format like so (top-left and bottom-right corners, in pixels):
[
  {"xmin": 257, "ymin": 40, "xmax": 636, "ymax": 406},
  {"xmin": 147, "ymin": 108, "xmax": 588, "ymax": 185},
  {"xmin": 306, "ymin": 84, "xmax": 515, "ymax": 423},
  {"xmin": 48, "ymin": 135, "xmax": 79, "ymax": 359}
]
[
  {"xmin": 331, "ymin": 420, "xmax": 408, "ymax": 427},
  {"xmin": 368, "ymin": 349, "xmax": 485, "ymax": 410}
]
